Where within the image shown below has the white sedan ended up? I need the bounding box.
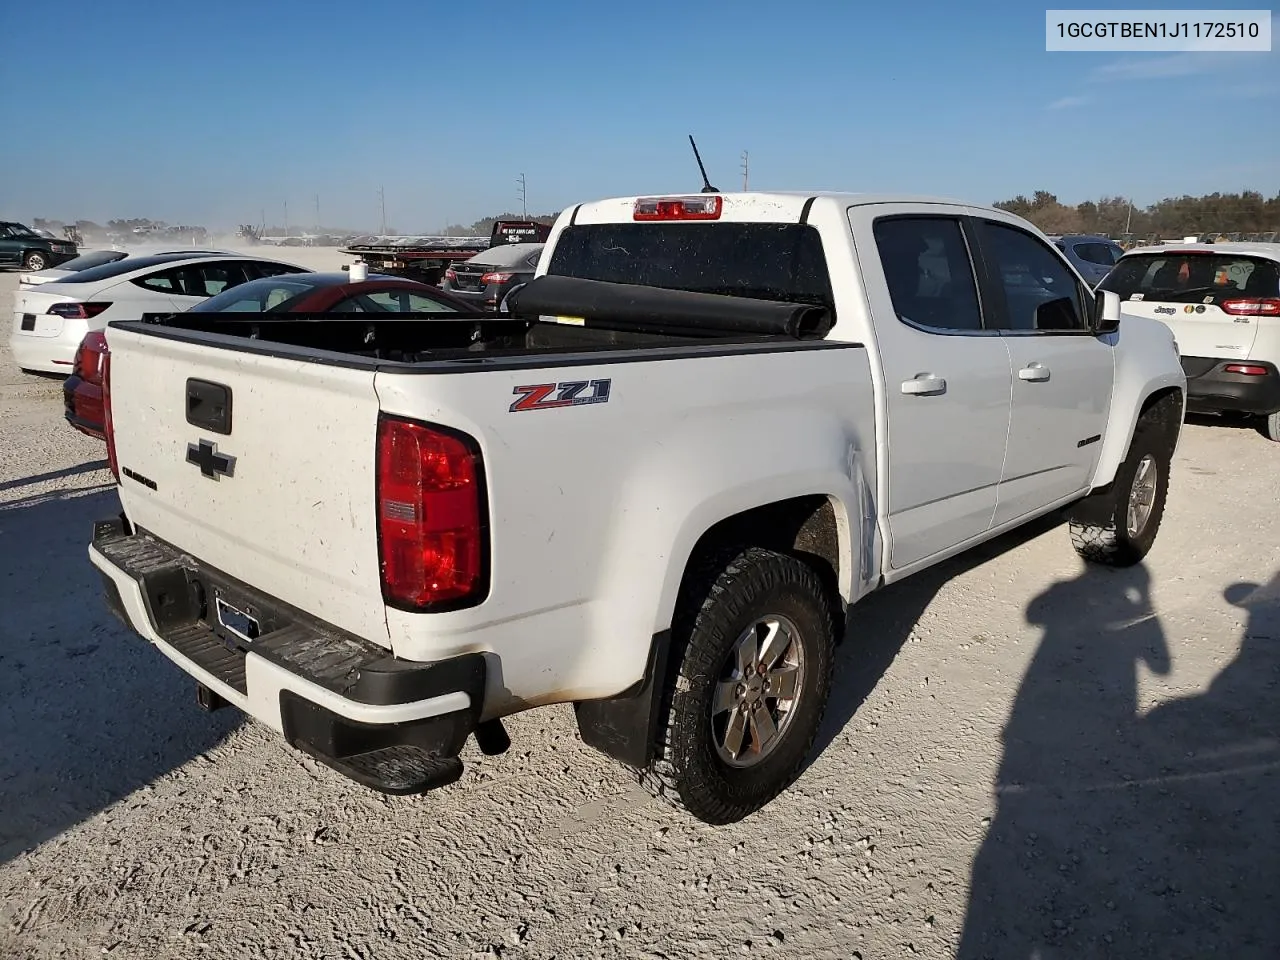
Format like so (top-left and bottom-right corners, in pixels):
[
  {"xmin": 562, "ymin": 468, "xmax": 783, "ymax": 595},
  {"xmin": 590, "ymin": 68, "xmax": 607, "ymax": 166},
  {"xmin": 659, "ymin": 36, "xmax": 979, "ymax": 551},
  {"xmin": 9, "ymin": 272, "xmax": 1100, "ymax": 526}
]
[
  {"xmin": 10, "ymin": 252, "xmax": 311, "ymax": 373},
  {"xmin": 17, "ymin": 248, "xmax": 238, "ymax": 287}
]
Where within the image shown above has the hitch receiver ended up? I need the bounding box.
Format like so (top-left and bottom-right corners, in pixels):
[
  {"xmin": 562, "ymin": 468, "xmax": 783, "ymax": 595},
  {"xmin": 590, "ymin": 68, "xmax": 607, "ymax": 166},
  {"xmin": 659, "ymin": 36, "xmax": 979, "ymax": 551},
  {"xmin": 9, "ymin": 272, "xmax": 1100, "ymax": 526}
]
[{"xmin": 196, "ymin": 682, "xmax": 229, "ymax": 712}]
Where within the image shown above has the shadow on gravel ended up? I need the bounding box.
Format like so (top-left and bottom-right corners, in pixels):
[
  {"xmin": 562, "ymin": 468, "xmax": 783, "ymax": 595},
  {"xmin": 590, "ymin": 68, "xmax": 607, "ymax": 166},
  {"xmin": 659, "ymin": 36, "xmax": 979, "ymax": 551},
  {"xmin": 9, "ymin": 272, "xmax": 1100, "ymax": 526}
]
[
  {"xmin": 958, "ymin": 567, "xmax": 1280, "ymax": 959},
  {"xmin": 0, "ymin": 460, "xmax": 109, "ymax": 493},
  {"xmin": 0, "ymin": 485, "xmax": 242, "ymax": 865},
  {"xmin": 810, "ymin": 511, "xmax": 1066, "ymax": 764}
]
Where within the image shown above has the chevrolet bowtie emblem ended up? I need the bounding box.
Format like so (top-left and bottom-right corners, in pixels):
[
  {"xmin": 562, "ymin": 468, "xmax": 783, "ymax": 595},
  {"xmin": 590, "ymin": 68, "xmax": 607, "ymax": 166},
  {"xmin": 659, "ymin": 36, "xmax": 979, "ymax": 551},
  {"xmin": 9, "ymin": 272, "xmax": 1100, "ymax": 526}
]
[{"xmin": 186, "ymin": 439, "xmax": 236, "ymax": 480}]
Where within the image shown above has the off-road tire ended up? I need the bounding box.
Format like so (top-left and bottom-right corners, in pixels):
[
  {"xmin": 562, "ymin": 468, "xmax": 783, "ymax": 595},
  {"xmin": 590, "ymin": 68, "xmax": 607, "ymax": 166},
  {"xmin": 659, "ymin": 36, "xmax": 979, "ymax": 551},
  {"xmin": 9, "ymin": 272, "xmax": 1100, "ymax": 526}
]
[
  {"xmin": 1069, "ymin": 396, "xmax": 1179, "ymax": 566},
  {"xmin": 23, "ymin": 251, "xmax": 48, "ymax": 271},
  {"xmin": 638, "ymin": 546, "xmax": 835, "ymax": 825},
  {"xmin": 1261, "ymin": 411, "xmax": 1280, "ymax": 443}
]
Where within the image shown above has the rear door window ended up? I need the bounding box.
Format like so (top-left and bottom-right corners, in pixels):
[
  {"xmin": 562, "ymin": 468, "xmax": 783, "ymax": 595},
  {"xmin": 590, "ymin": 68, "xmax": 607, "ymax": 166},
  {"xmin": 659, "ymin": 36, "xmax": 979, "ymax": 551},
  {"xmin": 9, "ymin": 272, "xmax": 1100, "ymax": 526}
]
[
  {"xmin": 872, "ymin": 216, "xmax": 984, "ymax": 332},
  {"xmin": 134, "ymin": 262, "xmax": 251, "ymax": 297},
  {"xmin": 1099, "ymin": 253, "xmax": 1280, "ymax": 304}
]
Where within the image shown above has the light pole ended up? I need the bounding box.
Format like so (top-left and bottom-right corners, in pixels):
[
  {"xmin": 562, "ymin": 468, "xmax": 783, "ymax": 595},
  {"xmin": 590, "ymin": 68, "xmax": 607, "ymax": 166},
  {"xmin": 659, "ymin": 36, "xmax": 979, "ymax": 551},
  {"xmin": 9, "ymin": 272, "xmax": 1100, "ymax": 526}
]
[{"xmin": 517, "ymin": 173, "xmax": 527, "ymax": 218}]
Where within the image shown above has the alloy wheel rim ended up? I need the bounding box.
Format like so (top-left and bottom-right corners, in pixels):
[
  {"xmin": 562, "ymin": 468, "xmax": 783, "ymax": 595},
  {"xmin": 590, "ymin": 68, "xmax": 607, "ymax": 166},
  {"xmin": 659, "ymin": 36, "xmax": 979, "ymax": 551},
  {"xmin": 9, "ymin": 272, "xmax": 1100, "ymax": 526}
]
[
  {"xmin": 1126, "ymin": 454, "xmax": 1158, "ymax": 538},
  {"xmin": 711, "ymin": 614, "xmax": 805, "ymax": 768}
]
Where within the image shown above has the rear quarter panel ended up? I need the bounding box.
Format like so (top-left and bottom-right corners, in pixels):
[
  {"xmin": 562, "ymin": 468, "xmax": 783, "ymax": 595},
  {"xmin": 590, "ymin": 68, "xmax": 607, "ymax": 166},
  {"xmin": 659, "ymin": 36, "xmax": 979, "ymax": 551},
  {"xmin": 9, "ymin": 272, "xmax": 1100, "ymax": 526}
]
[{"xmin": 374, "ymin": 344, "xmax": 878, "ymax": 717}]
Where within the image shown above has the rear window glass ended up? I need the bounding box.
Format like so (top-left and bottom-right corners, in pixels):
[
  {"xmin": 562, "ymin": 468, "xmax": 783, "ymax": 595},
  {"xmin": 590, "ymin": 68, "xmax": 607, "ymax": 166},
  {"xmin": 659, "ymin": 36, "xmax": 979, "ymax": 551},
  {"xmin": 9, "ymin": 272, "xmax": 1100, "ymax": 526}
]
[
  {"xmin": 1099, "ymin": 253, "xmax": 1280, "ymax": 304},
  {"xmin": 471, "ymin": 243, "xmax": 544, "ymax": 269},
  {"xmin": 49, "ymin": 253, "xmax": 218, "ymax": 283},
  {"xmin": 1071, "ymin": 241, "xmax": 1123, "ymax": 266},
  {"xmin": 546, "ymin": 223, "xmax": 834, "ymax": 310},
  {"xmin": 51, "ymin": 250, "xmax": 128, "ymax": 271}
]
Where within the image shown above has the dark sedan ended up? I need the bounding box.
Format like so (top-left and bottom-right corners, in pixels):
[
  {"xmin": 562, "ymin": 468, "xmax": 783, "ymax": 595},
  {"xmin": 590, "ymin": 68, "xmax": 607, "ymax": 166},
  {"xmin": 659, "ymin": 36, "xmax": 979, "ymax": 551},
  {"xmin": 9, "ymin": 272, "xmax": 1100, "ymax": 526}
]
[
  {"xmin": 64, "ymin": 273, "xmax": 472, "ymax": 438},
  {"xmin": 441, "ymin": 242, "xmax": 544, "ymax": 311}
]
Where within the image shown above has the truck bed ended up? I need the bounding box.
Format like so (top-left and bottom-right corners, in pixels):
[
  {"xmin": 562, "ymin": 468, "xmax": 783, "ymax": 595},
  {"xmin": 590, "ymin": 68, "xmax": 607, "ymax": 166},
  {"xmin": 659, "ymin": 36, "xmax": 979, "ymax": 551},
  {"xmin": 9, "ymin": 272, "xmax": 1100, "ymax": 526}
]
[{"xmin": 125, "ymin": 276, "xmax": 842, "ymax": 369}]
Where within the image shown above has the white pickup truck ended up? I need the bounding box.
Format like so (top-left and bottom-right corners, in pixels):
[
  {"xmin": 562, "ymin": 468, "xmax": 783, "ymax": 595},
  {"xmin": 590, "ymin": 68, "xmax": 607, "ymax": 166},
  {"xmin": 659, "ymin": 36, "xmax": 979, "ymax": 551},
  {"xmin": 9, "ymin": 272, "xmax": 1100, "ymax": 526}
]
[{"xmin": 90, "ymin": 191, "xmax": 1186, "ymax": 824}]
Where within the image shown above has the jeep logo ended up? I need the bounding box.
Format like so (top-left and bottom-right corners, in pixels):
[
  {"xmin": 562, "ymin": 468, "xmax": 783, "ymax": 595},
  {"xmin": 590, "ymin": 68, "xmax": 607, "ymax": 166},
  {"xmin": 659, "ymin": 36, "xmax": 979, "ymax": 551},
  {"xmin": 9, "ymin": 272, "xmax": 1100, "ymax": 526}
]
[{"xmin": 1154, "ymin": 306, "xmax": 1176, "ymax": 315}]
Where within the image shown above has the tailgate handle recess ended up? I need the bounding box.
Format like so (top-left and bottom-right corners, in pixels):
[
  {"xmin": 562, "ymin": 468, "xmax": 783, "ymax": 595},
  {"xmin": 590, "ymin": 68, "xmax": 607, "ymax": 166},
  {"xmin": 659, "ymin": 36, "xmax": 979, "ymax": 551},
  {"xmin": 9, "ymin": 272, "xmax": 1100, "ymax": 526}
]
[{"xmin": 186, "ymin": 378, "xmax": 232, "ymax": 435}]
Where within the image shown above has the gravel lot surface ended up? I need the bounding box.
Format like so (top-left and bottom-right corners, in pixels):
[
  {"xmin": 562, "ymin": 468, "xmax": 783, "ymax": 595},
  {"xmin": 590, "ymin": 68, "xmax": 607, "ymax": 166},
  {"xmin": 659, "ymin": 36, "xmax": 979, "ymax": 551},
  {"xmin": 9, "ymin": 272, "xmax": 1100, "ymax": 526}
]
[{"xmin": 1, "ymin": 255, "xmax": 1277, "ymax": 959}]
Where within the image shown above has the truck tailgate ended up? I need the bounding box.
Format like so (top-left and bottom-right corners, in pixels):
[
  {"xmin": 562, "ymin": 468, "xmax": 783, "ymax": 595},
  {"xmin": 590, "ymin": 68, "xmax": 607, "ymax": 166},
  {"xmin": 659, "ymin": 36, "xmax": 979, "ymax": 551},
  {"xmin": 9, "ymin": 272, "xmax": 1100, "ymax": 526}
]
[{"xmin": 105, "ymin": 327, "xmax": 391, "ymax": 647}]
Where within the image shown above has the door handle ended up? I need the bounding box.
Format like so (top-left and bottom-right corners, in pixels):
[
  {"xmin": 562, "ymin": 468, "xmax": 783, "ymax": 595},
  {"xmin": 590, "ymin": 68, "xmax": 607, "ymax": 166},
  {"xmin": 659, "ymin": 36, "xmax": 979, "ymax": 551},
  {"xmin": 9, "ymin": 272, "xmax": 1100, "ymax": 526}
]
[
  {"xmin": 901, "ymin": 374, "xmax": 947, "ymax": 396},
  {"xmin": 1018, "ymin": 363, "xmax": 1051, "ymax": 382}
]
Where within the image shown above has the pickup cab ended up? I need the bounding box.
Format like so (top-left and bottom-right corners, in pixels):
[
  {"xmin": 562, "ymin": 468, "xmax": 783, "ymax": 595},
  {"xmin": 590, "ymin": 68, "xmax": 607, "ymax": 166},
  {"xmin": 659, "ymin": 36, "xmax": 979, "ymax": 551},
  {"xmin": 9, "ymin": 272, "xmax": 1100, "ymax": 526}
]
[{"xmin": 89, "ymin": 192, "xmax": 1186, "ymax": 824}]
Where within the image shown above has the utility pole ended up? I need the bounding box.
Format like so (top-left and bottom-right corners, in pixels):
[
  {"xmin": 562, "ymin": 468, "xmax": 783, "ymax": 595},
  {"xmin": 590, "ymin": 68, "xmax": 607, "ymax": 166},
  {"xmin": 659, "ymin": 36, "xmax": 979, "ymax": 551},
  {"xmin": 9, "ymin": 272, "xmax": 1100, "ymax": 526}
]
[
  {"xmin": 378, "ymin": 185, "xmax": 387, "ymax": 235},
  {"xmin": 283, "ymin": 200, "xmax": 288, "ymax": 237},
  {"xmin": 517, "ymin": 173, "xmax": 527, "ymax": 218},
  {"xmin": 741, "ymin": 151, "xmax": 749, "ymax": 191},
  {"xmin": 314, "ymin": 194, "xmax": 320, "ymax": 232}
]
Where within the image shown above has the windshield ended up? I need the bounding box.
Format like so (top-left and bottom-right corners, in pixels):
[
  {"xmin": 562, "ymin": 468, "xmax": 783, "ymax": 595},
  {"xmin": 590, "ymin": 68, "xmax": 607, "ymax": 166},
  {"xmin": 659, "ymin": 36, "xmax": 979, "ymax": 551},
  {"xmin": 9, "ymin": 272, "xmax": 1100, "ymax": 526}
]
[
  {"xmin": 546, "ymin": 222, "xmax": 834, "ymax": 310},
  {"xmin": 3, "ymin": 223, "xmax": 39, "ymax": 238},
  {"xmin": 188, "ymin": 276, "xmax": 322, "ymax": 312},
  {"xmin": 1099, "ymin": 252, "xmax": 1280, "ymax": 304}
]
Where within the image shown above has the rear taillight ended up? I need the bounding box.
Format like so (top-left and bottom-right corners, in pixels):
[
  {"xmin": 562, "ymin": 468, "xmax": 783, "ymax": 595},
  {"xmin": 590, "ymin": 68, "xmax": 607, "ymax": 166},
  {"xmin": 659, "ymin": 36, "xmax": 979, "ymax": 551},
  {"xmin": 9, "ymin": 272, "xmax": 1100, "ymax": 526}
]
[
  {"xmin": 376, "ymin": 415, "xmax": 487, "ymax": 609},
  {"xmin": 101, "ymin": 347, "xmax": 120, "ymax": 481},
  {"xmin": 48, "ymin": 302, "xmax": 112, "ymax": 320},
  {"xmin": 633, "ymin": 195, "xmax": 723, "ymax": 221},
  {"xmin": 1221, "ymin": 298, "xmax": 1280, "ymax": 317},
  {"xmin": 480, "ymin": 272, "xmax": 514, "ymax": 285},
  {"xmin": 1224, "ymin": 364, "xmax": 1270, "ymax": 376},
  {"xmin": 73, "ymin": 330, "xmax": 108, "ymax": 382}
]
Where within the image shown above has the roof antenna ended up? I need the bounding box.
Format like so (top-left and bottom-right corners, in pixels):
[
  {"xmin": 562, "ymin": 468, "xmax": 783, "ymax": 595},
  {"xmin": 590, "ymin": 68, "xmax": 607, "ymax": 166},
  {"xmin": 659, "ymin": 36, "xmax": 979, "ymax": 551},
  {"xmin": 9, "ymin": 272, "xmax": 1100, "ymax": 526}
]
[{"xmin": 688, "ymin": 135, "xmax": 719, "ymax": 194}]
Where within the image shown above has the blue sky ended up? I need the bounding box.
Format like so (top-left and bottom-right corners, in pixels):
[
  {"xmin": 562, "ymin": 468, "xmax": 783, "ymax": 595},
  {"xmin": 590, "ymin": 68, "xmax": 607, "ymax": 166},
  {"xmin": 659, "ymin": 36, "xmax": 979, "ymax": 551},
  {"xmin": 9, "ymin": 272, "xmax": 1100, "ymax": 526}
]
[{"xmin": 1, "ymin": 0, "xmax": 1276, "ymax": 230}]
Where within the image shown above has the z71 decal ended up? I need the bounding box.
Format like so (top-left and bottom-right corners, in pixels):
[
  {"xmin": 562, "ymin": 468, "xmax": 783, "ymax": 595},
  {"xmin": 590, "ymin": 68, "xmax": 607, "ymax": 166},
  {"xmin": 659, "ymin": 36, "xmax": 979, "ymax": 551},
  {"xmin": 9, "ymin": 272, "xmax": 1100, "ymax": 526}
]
[{"xmin": 510, "ymin": 378, "xmax": 612, "ymax": 413}]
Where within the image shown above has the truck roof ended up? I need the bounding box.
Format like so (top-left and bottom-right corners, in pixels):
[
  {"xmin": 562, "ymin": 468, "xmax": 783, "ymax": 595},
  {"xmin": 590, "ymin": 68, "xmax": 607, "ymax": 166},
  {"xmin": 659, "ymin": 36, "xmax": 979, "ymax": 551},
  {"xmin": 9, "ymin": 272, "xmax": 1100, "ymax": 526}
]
[{"xmin": 566, "ymin": 190, "xmax": 985, "ymax": 224}]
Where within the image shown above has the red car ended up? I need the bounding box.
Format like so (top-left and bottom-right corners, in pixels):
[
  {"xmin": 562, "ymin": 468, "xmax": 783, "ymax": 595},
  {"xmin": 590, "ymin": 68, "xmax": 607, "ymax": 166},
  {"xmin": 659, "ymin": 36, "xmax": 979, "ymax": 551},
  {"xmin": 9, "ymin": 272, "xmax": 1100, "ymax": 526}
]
[{"xmin": 64, "ymin": 272, "xmax": 474, "ymax": 439}]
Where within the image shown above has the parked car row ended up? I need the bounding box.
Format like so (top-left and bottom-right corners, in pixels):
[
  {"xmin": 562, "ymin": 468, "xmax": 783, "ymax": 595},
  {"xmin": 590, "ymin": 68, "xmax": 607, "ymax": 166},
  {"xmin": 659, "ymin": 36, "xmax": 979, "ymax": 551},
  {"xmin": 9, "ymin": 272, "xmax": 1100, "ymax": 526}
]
[
  {"xmin": 6, "ymin": 243, "xmax": 480, "ymax": 440},
  {"xmin": 59, "ymin": 270, "xmax": 475, "ymax": 438}
]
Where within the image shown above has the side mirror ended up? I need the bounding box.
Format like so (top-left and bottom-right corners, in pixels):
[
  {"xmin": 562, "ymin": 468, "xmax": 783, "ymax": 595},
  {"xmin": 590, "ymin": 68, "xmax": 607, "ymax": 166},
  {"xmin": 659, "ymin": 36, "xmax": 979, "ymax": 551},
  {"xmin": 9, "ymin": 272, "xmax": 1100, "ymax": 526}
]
[{"xmin": 1091, "ymin": 289, "xmax": 1121, "ymax": 335}]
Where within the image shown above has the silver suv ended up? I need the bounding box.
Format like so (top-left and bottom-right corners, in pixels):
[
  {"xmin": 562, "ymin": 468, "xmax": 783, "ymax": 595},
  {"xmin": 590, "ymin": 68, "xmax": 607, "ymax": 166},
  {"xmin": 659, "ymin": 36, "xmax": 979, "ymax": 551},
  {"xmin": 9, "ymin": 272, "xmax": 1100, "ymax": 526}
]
[{"xmin": 1049, "ymin": 234, "xmax": 1125, "ymax": 287}]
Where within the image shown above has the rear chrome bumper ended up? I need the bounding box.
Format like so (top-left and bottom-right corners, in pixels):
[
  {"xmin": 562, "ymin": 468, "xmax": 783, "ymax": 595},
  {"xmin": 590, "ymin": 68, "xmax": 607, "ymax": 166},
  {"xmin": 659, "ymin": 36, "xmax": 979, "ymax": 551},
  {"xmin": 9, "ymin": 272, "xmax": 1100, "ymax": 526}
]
[{"xmin": 90, "ymin": 515, "xmax": 488, "ymax": 793}]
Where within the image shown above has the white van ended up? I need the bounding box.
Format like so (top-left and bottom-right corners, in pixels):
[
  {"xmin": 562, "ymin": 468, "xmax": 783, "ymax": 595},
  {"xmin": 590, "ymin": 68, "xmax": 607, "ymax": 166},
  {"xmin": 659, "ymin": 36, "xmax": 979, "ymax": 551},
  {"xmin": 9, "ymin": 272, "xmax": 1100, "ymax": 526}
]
[{"xmin": 1100, "ymin": 243, "xmax": 1280, "ymax": 441}]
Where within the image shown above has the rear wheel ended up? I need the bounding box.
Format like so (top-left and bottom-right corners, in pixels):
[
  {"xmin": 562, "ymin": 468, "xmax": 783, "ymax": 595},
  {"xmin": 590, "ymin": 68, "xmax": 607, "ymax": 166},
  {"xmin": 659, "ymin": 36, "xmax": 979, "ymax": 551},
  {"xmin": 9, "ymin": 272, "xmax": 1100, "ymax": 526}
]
[
  {"xmin": 23, "ymin": 251, "xmax": 48, "ymax": 271},
  {"xmin": 638, "ymin": 547, "xmax": 835, "ymax": 824},
  {"xmin": 1069, "ymin": 399, "xmax": 1177, "ymax": 566},
  {"xmin": 1262, "ymin": 412, "xmax": 1280, "ymax": 442}
]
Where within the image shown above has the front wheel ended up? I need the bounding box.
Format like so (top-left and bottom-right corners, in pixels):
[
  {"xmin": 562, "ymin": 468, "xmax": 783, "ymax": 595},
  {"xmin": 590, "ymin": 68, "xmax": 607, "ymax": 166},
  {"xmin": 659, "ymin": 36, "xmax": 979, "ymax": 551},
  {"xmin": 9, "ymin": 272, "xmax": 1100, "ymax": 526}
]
[
  {"xmin": 639, "ymin": 547, "xmax": 835, "ymax": 824},
  {"xmin": 24, "ymin": 251, "xmax": 48, "ymax": 271},
  {"xmin": 1069, "ymin": 401, "xmax": 1177, "ymax": 566}
]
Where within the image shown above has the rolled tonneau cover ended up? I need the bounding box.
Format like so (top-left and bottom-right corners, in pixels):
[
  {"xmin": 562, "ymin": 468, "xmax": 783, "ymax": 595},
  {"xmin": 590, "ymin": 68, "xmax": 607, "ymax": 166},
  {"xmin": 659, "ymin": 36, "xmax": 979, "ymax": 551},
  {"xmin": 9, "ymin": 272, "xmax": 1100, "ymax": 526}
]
[{"xmin": 506, "ymin": 275, "xmax": 835, "ymax": 340}]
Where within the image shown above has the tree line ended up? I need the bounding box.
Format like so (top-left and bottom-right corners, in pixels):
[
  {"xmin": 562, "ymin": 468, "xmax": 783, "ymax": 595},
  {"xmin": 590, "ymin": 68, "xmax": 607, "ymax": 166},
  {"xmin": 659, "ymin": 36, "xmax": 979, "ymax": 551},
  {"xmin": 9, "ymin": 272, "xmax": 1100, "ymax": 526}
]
[{"xmin": 994, "ymin": 190, "xmax": 1280, "ymax": 239}]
